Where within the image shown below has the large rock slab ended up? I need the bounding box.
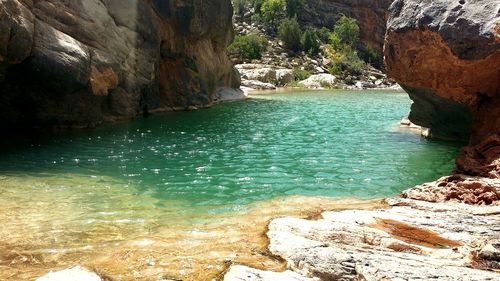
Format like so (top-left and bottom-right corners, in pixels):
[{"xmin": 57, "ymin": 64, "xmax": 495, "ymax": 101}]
[
  {"xmin": 226, "ymin": 196, "xmax": 500, "ymax": 280},
  {"xmin": 298, "ymin": 74, "xmax": 337, "ymax": 89},
  {"xmin": 0, "ymin": 0, "xmax": 239, "ymax": 129}
]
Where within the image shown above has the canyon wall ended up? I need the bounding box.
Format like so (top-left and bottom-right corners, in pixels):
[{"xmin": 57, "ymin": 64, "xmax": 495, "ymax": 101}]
[
  {"xmin": 0, "ymin": 0, "xmax": 239, "ymax": 129},
  {"xmin": 301, "ymin": 0, "xmax": 394, "ymax": 52},
  {"xmin": 385, "ymin": 0, "xmax": 500, "ymax": 177}
]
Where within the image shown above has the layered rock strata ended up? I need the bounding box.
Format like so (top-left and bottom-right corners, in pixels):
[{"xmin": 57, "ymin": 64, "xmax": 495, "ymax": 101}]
[{"xmin": 0, "ymin": 0, "xmax": 239, "ymax": 129}]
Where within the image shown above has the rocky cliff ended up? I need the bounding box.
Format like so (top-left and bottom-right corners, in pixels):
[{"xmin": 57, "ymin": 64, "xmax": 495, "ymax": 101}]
[
  {"xmin": 0, "ymin": 0, "xmax": 239, "ymax": 129},
  {"xmin": 301, "ymin": 0, "xmax": 393, "ymax": 52},
  {"xmin": 385, "ymin": 0, "xmax": 500, "ymax": 178}
]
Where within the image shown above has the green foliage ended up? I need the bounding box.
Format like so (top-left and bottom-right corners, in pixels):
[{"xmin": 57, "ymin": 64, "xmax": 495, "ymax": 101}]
[
  {"xmin": 328, "ymin": 33, "xmax": 343, "ymax": 49},
  {"xmin": 228, "ymin": 34, "xmax": 268, "ymax": 60},
  {"xmin": 286, "ymin": 0, "xmax": 306, "ymax": 17},
  {"xmin": 233, "ymin": 0, "xmax": 249, "ymax": 17},
  {"xmin": 301, "ymin": 28, "xmax": 320, "ymax": 56},
  {"xmin": 333, "ymin": 15, "xmax": 360, "ymax": 46},
  {"xmin": 360, "ymin": 45, "xmax": 384, "ymax": 69},
  {"xmin": 325, "ymin": 44, "xmax": 364, "ymax": 75},
  {"xmin": 278, "ymin": 17, "xmax": 302, "ymax": 52},
  {"xmin": 316, "ymin": 27, "xmax": 331, "ymax": 43},
  {"xmin": 253, "ymin": 0, "xmax": 264, "ymax": 12},
  {"xmin": 293, "ymin": 68, "xmax": 311, "ymax": 81},
  {"xmin": 261, "ymin": 0, "xmax": 287, "ymax": 30}
]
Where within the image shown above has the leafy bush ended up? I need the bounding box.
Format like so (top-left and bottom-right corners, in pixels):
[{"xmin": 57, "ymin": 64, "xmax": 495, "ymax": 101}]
[
  {"xmin": 301, "ymin": 28, "xmax": 320, "ymax": 56},
  {"xmin": 228, "ymin": 35, "xmax": 268, "ymax": 60},
  {"xmin": 328, "ymin": 33, "xmax": 343, "ymax": 50},
  {"xmin": 261, "ymin": 0, "xmax": 287, "ymax": 30},
  {"xmin": 316, "ymin": 27, "xmax": 331, "ymax": 43},
  {"xmin": 253, "ymin": 0, "xmax": 264, "ymax": 12},
  {"xmin": 333, "ymin": 15, "xmax": 360, "ymax": 46},
  {"xmin": 278, "ymin": 17, "xmax": 302, "ymax": 52},
  {"xmin": 324, "ymin": 44, "xmax": 364, "ymax": 75},
  {"xmin": 286, "ymin": 0, "xmax": 306, "ymax": 17},
  {"xmin": 293, "ymin": 68, "xmax": 311, "ymax": 81},
  {"xmin": 360, "ymin": 45, "xmax": 384, "ymax": 69}
]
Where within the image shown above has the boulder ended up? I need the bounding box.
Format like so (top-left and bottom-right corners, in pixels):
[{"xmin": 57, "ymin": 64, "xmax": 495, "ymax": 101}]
[
  {"xmin": 241, "ymin": 79, "xmax": 276, "ymax": 90},
  {"xmin": 238, "ymin": 67, "xmax": 277, "ymax": 84},
  {"xmin": 385, "ymin": 0, "xmax": 500, "ymax": 143},
  {"xmin": 0, "ymin": 0, "xmax": 239, "ymax": 130},
  {"xmin": 275, "ymin": 69, "xmax": 294, "ymax": 86},
  {"xmin": 298, "ymin": 74, "xmax": 337, "ymax": 89}
]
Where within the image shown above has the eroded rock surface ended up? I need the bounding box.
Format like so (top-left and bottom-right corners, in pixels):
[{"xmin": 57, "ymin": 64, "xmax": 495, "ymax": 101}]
[
  {"xmin": 0, "ymin": 0, "xmax": 239, "ymax": 129},
  {"xmin": 385, "ymin": 0, "xmax": 500, "ymax": 142},
  {"xmin": 225, "ymin": 197, "xmax": 500, "ymax": 280}
]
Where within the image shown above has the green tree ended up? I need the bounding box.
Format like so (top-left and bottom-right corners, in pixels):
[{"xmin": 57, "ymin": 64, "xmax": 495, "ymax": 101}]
[
  {"xmin": 333, "ymin": 15, "xmax": 360, "ymax": 46},
  {"xmin": 228, "ymin": 34, "xmax": 268, "ymax": 60},
  {"xmin": 301, "ymin": 28, "xmax": 320, "ymax": 56},
  {"xmin": 278, "ymin": 17, "xmax": 302, "ymax": 52},
  {"xmin": 286, "ymin": 0, "xmax": 306, "ymax": 17},
  {"xmin": 261, "ymin": 0, "xmax": 287, "ymax": 30}
]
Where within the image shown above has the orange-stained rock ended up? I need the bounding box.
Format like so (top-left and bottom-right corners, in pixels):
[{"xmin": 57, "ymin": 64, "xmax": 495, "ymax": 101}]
[
  {"xmin": 0, "ymin": 0, "xmax": 240, "ymax": 129},
  {"xmin": 385, "ymin": 0, "xmax": 500, "ymax": 184}
]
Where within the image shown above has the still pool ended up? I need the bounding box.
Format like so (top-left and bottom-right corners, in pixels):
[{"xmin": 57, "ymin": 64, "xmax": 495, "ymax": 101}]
[{"xmin": 0, "ymin": 90, "xmax": 463, "ymax": 279}]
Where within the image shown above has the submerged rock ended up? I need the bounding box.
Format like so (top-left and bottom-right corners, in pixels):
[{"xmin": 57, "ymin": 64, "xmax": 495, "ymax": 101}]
[
  {"xmin": 36, "ymin": 266, "xmax": 101, "ymax": 281},
  {"xmin": 0, "ymin": 0, "xmax": 239, "ymax": 129}
]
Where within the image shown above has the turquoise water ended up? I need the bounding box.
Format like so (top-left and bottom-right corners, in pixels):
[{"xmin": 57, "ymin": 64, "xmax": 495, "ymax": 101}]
[
  {"xmin": 0, "ymin": 90, "xmax": 462, "ymax": 208},
  {"xmin": 0, "ymin": 90, "xmax": 465, "ymax": 279}
]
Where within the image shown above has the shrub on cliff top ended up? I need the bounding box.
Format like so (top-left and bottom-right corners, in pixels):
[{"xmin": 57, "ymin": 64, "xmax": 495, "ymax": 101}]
[
  {"xmin": 278, "ymin": 17, "xmax": 302, "ymax": 52},
  {"xmin": 228, "ymin": 34, "xmax": 268, "ymax": 60}
]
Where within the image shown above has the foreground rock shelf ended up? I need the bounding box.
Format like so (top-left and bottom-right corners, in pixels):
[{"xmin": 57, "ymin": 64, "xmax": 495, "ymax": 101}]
[{"xmin": 225, "ymin": 196, "xmax": 500, "ymax": 280}]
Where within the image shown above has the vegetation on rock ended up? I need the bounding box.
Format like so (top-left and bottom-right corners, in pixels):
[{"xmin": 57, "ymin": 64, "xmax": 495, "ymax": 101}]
[
  {"xmin": 278, "ymin": 17, "xmax": 302, "ymax": 52},
  {"xmin": 229, "ymin": 34, "xmax": 268, "ymax": 60}
]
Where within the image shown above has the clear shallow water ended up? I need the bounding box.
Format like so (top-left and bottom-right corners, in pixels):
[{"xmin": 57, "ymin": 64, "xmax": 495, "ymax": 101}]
[
  {"xmin": 0, "ymin": 90, "xmax": 464, "ymax": 279},
  {"xmin": 0, "ymin": 90, "xmax": 461, "ymax": 207}
]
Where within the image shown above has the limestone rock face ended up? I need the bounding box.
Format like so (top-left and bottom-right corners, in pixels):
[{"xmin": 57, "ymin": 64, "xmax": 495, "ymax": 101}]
[
  {"xmin": 224, "ymin": 197, "xmax": 500, "ymax": 280},
  {"xmin": 0, "ymin": 0, "xmax": 239, "ymax": 129},
  {"xmin": 301, "ymin": 0, "xmax": 393, "ymax": 52},
  {"xmin": 384, "ymin": 0, "xmax": 500, "ymax": 143}
]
